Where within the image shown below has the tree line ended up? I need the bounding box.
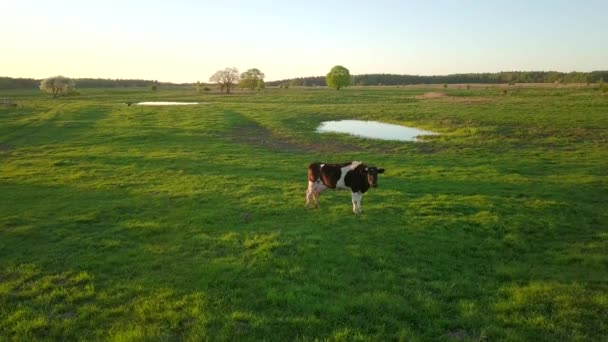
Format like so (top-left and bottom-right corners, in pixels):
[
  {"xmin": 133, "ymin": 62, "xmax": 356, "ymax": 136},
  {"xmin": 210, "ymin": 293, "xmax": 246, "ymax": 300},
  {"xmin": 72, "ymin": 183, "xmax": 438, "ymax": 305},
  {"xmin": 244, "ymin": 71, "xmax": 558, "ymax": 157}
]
[
  {"xmin": 0, "ymin": 77, "xmax": 168, "ymax": 90},
  {"xmin": 3, "ymin": 70, "xmax": 607, "ymax": 91},
  {"xmin": 266, "ymin": 71, "xmax": 608, "ymax": 87}
]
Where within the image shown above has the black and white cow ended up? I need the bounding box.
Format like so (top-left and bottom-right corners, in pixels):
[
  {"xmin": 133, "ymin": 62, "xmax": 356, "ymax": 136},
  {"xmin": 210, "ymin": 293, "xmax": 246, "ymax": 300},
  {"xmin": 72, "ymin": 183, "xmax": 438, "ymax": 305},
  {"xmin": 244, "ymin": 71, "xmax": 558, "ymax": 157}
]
[{"xmin": 306, "ymin": 161, "xmax": 385, "ymax": 214}]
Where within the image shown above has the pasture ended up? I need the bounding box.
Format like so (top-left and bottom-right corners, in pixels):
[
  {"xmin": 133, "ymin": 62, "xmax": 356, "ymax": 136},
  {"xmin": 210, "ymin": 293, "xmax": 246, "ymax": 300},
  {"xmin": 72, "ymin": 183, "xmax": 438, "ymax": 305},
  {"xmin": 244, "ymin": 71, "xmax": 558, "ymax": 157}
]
[{"xmin": 1, "ymin": 86, "xmax": 607, "ymax": 340}]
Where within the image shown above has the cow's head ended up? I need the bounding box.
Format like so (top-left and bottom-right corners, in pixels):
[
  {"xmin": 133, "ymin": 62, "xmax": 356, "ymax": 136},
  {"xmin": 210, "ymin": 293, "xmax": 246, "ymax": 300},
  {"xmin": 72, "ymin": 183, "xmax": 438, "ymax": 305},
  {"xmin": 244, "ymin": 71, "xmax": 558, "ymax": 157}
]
[{"xmin": 364, "ymin": 166, "xmax": 385, "ymax": 188}]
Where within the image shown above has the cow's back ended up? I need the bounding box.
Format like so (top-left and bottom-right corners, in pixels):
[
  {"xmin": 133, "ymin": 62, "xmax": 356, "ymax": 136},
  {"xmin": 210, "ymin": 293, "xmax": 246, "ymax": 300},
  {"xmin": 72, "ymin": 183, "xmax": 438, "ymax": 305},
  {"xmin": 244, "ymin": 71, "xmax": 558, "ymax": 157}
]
[{"xmin": 308, "ymin": 162, "xmax": 358, "ymax": 189}]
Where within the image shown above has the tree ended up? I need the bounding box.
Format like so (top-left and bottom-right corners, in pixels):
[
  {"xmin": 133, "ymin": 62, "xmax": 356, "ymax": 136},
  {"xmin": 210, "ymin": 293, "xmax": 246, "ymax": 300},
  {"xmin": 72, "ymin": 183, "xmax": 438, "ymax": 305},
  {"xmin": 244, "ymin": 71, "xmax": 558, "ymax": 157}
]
[
  {"xmin": 39, "ymin": 76, "xmax": 75, "ymax": 98},
  {"xmin": 326, "ymin": 65, "xmax": 351, "ymax": 90},
  {"xmin": 209, "ymin": 67, "xmax": 239, "ymax": 94},
  {"xmin": 194, "ymin": 81, "xmax": 204, "ymax": 93},
  {"xmin": 239, "ymin": 68, "xmax": 265, "ymax": 90}
]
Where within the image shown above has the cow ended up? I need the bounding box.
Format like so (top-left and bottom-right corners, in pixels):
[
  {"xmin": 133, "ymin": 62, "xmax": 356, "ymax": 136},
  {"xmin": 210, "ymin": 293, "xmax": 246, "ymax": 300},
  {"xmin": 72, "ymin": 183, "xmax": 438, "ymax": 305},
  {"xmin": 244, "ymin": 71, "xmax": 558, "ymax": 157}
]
[{"xmin": 306, "ymin": 161, "xmax": 385, "ymax": 214}]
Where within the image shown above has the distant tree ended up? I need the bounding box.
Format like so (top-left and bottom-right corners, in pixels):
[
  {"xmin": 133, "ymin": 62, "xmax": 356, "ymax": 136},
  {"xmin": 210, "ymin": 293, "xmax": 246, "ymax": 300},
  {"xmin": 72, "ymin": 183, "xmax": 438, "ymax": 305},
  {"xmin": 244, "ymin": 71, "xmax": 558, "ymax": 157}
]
[
  {"xmin": 39, "ymin": 76, "xmax": 75, "ymax": 98},
  {"xmin": 239, "ymin": 68, "xmax": 265, "ymax": 90},
  {"xmin": 209, "ymin": 71, "xmax": 224, "ymax": 92},
  {"xmin": 326, "ymin": 65, "xmax": 351, "ymax": 90},
  {"xmin": 194, "ymin": 81, "xmax": 204, "ymax": 93},
  {"xmin": 209, "ymin": 67, "xmax": 240, "ymax": 94}
]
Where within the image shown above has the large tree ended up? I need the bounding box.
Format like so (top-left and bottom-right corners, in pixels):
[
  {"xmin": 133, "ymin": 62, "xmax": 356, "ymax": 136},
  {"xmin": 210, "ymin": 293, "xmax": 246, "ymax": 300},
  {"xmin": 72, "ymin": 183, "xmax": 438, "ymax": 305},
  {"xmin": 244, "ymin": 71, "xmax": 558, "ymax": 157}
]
[
  {"xmin": 239, "ymin": 68, "xmax": 265, "ymax": 90},
  {"xmin": 209, "ymin": 67, "xmax": 239, "ymax": 94},
  {"xmin": 39, "ymin": 76, "xmax": 76, "ymax": 98},
  {"xmin": 326, "ymin": 65, "xmax": 351, "ymax": 90}
]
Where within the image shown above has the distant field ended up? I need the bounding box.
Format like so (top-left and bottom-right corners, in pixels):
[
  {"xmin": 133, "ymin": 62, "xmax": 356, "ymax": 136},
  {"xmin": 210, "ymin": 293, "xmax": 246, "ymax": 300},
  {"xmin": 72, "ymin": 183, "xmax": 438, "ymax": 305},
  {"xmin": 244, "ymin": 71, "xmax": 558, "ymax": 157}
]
[{"xmin": 1, "ymin": 86, "xmax": 607, "ymax": 340}]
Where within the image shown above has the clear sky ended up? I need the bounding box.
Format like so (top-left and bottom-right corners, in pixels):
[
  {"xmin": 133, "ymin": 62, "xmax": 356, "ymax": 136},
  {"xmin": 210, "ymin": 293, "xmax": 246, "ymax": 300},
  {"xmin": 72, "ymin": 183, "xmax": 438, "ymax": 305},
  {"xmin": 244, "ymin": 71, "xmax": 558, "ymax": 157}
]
[{"xmin": 2, "ymin": 0, "xmax": 607, "ymax": 82}]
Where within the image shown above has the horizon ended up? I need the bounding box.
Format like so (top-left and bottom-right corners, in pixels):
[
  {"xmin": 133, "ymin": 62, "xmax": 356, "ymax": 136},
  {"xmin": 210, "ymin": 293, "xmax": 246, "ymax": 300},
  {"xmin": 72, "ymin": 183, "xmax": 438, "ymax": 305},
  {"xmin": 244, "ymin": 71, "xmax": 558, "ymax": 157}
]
[
  {"xmin": 2, "ymin": 1, "xmax": 607, "ymax": 83},
  {"xmin": 2, "ymin": 69, "xmax": 606, "ymax": 85}
]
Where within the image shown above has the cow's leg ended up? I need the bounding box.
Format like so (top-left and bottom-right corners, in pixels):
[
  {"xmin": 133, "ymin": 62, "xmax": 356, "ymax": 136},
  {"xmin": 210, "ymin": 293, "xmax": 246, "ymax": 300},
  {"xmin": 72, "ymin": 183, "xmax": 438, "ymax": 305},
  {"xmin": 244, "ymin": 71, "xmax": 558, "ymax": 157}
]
[
  {"xmin": 313, "ymin": 191, "xmax": 321, "ymax": 208},
  {"xmin": 307, "ymin": 180, "xmax": 326, "ymax": 209},
  {"xmin": 353, "ymin": 192, "xmax": 363, "ymax": 214},
  {"xmin": 311, "ymin": 181, "xmax": 327, "ymax": 209},
  {"xmin": 305, "ymin": 181, "xmax": 314, "ymax": 209},
  {"xmin": 351, "ymin": 192, "xmax": 362, "ymax": 214}
]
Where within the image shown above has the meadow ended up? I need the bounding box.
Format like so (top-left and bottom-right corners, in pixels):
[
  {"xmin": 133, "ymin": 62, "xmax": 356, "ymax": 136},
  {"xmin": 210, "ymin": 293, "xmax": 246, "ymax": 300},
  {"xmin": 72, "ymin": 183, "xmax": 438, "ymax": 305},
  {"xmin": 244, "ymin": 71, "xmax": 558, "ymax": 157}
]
[{"xmin": 1, "ymin": 85, "xmax": 607, "ymax": 341}]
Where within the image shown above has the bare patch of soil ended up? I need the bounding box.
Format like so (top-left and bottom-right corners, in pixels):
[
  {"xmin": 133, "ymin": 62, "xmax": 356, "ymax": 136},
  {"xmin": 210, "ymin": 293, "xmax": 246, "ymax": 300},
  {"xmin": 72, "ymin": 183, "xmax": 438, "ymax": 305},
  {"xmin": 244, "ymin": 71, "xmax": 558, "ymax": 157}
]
[
  {"xmin": 228, "ymin": 123, "xmax": 305, "ymax": 152},
  {"xmin": 1, "ymin": 98, "xmax": 18, "ymax": 107},
  {"xmin": 415, "ymin": 92, "xmax": 447, "ymax": 99},
  {"xmin": 442, "ymin": 96, "xmax": 495, "ymax": 104},
  {"xmin": 228, "ymin": 122, "xmax": 354, "ymax": 153},
  {"xmin": 414, "ymin": 92, "xmax": 494, "ymax": 104},
  {"xmin": 241, "ymin": 212, "xmax": 253, "ymax": 223},
  {"xmin": 444, "ymin": 329, "xmax": 468, "ymax": 340},
  {"xmin": 416, "ymin": 143, "xmax": 442, "ymax": 154},
  {"xmin": 58, "ymin": 121, "xmax": 79, "ymax": 128}
]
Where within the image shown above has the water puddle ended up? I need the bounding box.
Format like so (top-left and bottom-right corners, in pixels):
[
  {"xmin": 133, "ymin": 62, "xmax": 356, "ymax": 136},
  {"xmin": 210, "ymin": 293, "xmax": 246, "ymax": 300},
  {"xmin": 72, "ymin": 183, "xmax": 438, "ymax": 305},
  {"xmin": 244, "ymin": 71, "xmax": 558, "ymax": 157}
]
[
  {"xmin": 317, "ymin": 120, "xmax": 439, "ymax": 141},
  {"xmin": 135, "ymin": 101, "xmax": 200, "ymax": 106}
]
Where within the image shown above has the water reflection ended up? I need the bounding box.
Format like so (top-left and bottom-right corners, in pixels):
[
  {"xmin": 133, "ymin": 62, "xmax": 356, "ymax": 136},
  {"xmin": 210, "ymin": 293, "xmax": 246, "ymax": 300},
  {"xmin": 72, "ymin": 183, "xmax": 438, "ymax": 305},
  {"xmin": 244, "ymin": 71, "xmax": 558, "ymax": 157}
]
[{"xmin": 317, "ymin": 120, "xmax": 438, "ymax": 141}]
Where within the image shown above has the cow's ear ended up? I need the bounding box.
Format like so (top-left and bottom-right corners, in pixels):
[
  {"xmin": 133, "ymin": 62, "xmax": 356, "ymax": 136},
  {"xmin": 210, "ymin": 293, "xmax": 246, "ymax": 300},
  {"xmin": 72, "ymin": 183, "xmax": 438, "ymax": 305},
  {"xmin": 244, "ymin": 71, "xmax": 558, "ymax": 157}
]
[{"xmin": 377, "ymin": 168, "xmax": 385, "ymax": 173}]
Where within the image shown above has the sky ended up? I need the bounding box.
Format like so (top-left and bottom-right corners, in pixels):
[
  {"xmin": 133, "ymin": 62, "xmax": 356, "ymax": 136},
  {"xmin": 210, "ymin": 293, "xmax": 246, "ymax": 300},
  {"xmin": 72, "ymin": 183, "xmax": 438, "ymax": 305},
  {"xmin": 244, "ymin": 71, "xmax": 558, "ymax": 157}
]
[{"xmin": 2, "ymin": 0, "xmax": 607, "ymax": 83}]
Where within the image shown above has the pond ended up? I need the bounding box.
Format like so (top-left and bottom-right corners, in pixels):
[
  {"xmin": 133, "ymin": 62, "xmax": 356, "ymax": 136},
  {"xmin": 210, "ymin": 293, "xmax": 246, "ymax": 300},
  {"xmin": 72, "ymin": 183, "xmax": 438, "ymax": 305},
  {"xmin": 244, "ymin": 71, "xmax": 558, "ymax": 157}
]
[
  {"xmin": 316, "ymin": 120, "xmax": 439, "ymax": 142},
  {"xmin": 135, "ymin": 101, "xmax": 200, "ymax": 106}
]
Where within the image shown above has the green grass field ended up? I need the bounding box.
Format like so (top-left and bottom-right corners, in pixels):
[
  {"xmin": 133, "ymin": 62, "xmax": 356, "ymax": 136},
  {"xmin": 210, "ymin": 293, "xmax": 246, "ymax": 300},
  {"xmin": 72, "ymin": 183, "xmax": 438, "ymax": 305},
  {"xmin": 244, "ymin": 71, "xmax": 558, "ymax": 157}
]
[{"xmin": 1, "ymin": 86, "xmax": 607, "ymax": 341}]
